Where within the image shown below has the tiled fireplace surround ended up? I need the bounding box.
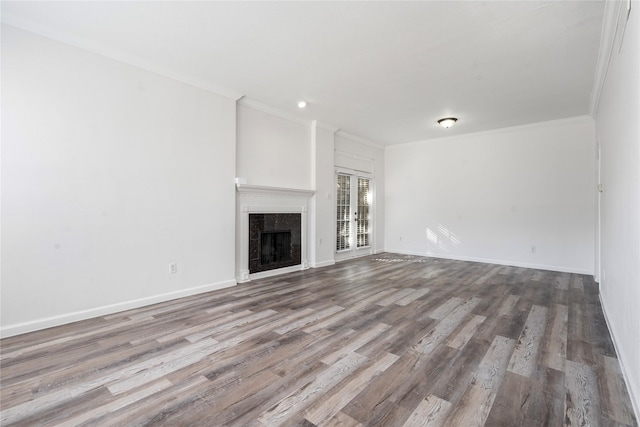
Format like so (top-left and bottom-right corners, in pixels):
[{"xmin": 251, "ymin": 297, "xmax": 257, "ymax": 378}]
[
  {"xmin": 248, "ymin": 213, "xmax": 302, "ymax": 274},
  {"xmin": 236, "ymin": 183, "xmax": 314, "ymax": 282}
]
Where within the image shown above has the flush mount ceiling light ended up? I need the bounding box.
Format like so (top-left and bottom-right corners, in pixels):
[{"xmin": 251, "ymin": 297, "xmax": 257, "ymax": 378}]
[
  {"xmin": 437, "ymin": 117, "xmax": 458, "ymax": 128},
  {"xmin": 297, "ymin": 101, "xmax": 307, "ymax": 109}
]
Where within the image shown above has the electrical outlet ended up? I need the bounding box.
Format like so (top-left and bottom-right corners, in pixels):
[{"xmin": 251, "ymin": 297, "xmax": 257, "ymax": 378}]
[
  {"xmin": 169, "ymin": 262, "xmax": 177, "ymax": 274},
  {"xmin": 531, "ymin": 245, "xmax": 536, "ymax": 254},
  {"xmin": 399, "ymin": 236, "xmax": 403, "ymax": 241},
  {"xmin": 317, "ymin": 238, "xmax": 323, "ymax": 245}
]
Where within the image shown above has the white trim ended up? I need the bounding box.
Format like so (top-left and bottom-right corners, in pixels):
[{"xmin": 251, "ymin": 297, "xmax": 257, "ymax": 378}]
[
  {"xmin": 594, "ymin": 137, "xmax": 602, "ymax": 283},
  {"xmin": 335, "ymin": 130, "xmax": 386, "ymax": 149},
  {"xmin": 599, "ymin": 292, "xmax": 640, "ymax": 421},
  {"xmin": 383, "ymin": 248, "xmax": 593, "ymax": 275},
  {"xmin": 335, "ymin": 167, "xmax": 373, "ymax": 179},
  {"xmin": 334, "ymin": 251, "xmax": 374, "ymax": 263},
  {"xmin": 334, "ymin": 151, "xmax": 376, "ymax": 175},
  {"xmin": 0, "ymin": 279, "xmax": 237, "ymax": 338},
  {"xmin": 238, "ymin": 97, "xmax": 311, "ymax": 127},
  {"xmin": 315, "ymin": 120, "xmax": 340, "ymax": 133},
  {"xmin": 249, "ymin": 264, "xmax": 306, "ymax": 281},
  {"xmin": 334, "ymin": 170, "xmax": 375, "ymax": 261},
  {"xmin": 1, "ymin": 21, "xmax": 243, "ymax": 101},
  {"xmin": 236, "ymin": 183, "xmax": 315, "ymax": 198},
  {"xmin": 334, "ymin": 150, "xmax": 375, "ymax": 163},
  {"xmin": 311, "ymin": 259, "xmax": 336, "ymax": 269},
  {"xmin": 590, "ymin": 0, "xmax": 625, "ymax": 118},
  {"xmin": 387, "ymin": 115, "xmax": 595, "ymax": 150}
]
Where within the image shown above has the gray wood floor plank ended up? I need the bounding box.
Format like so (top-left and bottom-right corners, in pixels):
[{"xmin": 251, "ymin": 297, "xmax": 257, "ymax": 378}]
[
  {"xmin": 484, "ymin": 368, "xmax": 565, "ymax": 426},
  {"xmin": 565, "ymin": 359, "xmax": 602, "ymax": 427},
  {"xmin": 395, "ymin": 287, "xmax": 430, "ymax": 306},
  {"xmin": 54, "ymin": 378, "xmax": 173, "ymax": 427},
  {"xmin": 258, "ymin": 351, "xmax": 368, "ymax": 426},
  {"xmin": 414, "ymin": 297, "xmax": 482, "ymax": 354},
  {"xmin": 429, "ymin": 297, "xmax": 464, "ymax": 320},
  {"xmin": 599, "ymin": 355, "xmax": 637, "ymax": 426},
  {"xmin": 542, "ymin": 303, "xmax": 569, "ymax": 372},
  {"xmin": 304, "ymin": 352, "xmax": 399, "ymax": 425},
  {"xmin": 447, "ymin": 314, "xmax": 486, "ymax": 351},
  {"xmin": 320, "ymin": 411, "xmax": 363, "ymax": 427},
  {"xmin": 402, "ymin": 394, "xmax": 452, "ymax": 427},
  {"xmin": 507, "ymin": 304, "xmax": 548, "ymax": 378},
  {"xmin": 97, "ymin": 375, "xmax": 212, "ymax": 426},
  {"xmin": 443, "ymin": 384, "xmax": 496, "ymax": 427},
  {"xmin": 473, "ymin": 335, "xmax": 516, "ymax": 391}
]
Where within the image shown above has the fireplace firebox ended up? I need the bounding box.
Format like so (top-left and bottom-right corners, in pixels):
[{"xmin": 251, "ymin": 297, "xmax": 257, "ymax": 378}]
[
  {"xmin": 260, "ymin": 231, "xmax": 292, "ymax": 265},
  {"xmin": 249, "ymin": 213, "xmax": 301, "ymax": 274}
]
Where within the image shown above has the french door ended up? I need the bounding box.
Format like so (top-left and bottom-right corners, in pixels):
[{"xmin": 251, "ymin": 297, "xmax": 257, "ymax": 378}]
[{"xmin": 336, "ymin": 171, "xmax": 373, "ymax": 260}]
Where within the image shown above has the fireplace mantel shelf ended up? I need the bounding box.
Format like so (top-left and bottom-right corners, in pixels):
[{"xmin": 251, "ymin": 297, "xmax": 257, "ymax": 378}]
[{"xmin": 236, "ymin": 183, "xmax": 315, "ymax": 198}]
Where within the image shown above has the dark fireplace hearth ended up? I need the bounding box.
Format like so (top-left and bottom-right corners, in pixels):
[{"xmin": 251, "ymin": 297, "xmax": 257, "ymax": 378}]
[{"xmin": 249, "ymin": 213, "xmax": 301, "ymax": 274}]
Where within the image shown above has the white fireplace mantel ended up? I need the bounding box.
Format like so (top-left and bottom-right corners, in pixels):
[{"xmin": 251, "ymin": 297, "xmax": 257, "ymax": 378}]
[
  {"xmin": 236, "ymin": 183, "xmax": 315, "ymax": 282},
  {"xmin": 236, "ymin": 183, "xmax": 315, "ymax": 199}
]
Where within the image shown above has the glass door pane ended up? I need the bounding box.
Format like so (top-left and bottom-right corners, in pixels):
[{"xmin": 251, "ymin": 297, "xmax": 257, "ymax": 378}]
[
  {"xmin": 336, "ymin": 173, "xmax": 351, "ymax": 252},
  {"xmin": 356, "ymin": 177, "xmax": 371, "ymax": 248}
]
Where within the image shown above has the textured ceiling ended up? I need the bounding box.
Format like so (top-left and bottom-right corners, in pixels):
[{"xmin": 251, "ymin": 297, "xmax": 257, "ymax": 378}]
[{"xmin": 1, "ymin": 1, "xmax": 605, "ymax": 146}]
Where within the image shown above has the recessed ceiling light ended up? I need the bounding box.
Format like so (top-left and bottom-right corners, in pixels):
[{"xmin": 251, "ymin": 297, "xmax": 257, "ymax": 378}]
[
  {"xmin": 437, "ymin": 117, "xmax": 458, "ymax": 128},
  {"xmin": 297, "ymin": 101, "xmax": 307, "ymax": 109}
]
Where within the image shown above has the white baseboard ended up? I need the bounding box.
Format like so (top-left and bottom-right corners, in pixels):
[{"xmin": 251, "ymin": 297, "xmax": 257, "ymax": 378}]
[
  {"xmin": 247, "ymin": 264, "xmax": 306, "ymax": 281},
  {"xmin": 311, "ymin": 259, "xmax": 336, "ymax": 268},
  {"xmin": 383, "ymin": 248, "xmax": 593, "ymax": 275},
  {"xmin": 0, "ymin": 279, "xmax": 237, "ymax": 339},
  {"xmin": 599, "ymin": 293, "xmax": 640, "ymax": 421}
]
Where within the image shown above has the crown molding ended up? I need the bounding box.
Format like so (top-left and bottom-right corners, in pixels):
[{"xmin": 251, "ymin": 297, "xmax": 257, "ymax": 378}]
[
  {"xmin": 388, "ymin": 115, "xmax": 595, "ymax": 150},
  {"xmin": 236, "ymin": 183, "xmax": 315, "ymax": 198},
  {"xmin": 238, "ymin": 97, "xmax": 312, "ymax": 127},
  {"xmin": 313, "ymin": 120, "xmax": 340, "ymax": 133},
  {"xmin": 334, "ymin": 149, "xmax": 375, "ymax": 163},
  {"xmin": 237, "ymin": 99, "xmax": 340, "ymax": 134},
  {"xmin": 589, "ymin": 0, "xmax": 625, "ymax": 118},
  {"xmin": 1, "ymin": 17, "xmax": 244, "ymax": 101},
  {"xmin": 335, "ymin": 130, "xmax": 386, "ymax": 150}
]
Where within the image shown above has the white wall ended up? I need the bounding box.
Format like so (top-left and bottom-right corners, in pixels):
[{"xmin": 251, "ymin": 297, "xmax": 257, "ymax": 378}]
[
  {"xmin": 335, "ymin": 133, "xmax": 386, "ymax": 254},
  {"xmin": 595, "ymin": 2, "xmax": 640, "ymax": 414},
  {"xmin": 1, "ymin": 25, "xmax": 237, "ymax": 337},
  {"xmin": 236, "ymin": 102, "xmax": 312, "ymax": 189},
  {"xmin": 385, "ymin": 117, "xmax": 596, "ymax": 274}
]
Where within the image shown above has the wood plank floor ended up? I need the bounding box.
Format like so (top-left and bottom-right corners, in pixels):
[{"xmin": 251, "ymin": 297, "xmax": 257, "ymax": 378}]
[{"xmin": 1, "ymin": 254, "xmax": 637, "ymax": 426}]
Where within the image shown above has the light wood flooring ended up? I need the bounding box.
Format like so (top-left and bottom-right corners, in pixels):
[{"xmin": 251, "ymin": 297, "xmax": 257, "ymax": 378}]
[{"xmin": 1, "ymin": 254, "xmax": 637, "ymax": 426}]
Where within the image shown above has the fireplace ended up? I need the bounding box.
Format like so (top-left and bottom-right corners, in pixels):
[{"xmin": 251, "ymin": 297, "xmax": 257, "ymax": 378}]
[
  {"xmin": 236, "ymin": 183, "xmax": 313, "ymax": 282},
  {"xmin": 249, "ymin": 213, "xmax": 301, "ymax": 274}
]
